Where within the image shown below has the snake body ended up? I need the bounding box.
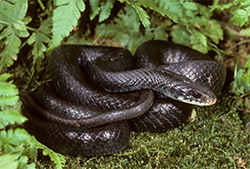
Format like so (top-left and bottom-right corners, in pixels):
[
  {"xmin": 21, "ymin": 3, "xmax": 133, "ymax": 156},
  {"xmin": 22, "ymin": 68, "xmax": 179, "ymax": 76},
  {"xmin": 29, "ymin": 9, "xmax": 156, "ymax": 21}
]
[{"xmin": 20, "ymin": 40, "xmax": 226, "ymax": 156}]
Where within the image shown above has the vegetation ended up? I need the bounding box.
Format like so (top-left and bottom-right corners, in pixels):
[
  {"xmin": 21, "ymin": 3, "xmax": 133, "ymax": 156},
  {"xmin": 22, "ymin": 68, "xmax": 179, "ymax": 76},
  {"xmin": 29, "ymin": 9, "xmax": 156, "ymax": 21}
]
[{"xmin": 0, "ymin": 0, "xmax": 249, "ymax": 168}]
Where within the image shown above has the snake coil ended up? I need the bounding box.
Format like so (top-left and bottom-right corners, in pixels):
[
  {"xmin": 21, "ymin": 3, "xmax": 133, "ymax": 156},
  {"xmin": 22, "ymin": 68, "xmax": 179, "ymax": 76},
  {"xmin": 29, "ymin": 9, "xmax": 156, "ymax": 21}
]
[{"xmin": 20, "ymin": 40, "xmax": 226, "ymax": 156}]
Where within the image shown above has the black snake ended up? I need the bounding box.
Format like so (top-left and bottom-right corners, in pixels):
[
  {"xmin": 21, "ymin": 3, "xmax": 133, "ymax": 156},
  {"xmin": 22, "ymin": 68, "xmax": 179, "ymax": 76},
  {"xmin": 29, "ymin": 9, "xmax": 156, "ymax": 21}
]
[{"xmin": 19, "ymin": 40, "xmax": 226, "ymax": 156}]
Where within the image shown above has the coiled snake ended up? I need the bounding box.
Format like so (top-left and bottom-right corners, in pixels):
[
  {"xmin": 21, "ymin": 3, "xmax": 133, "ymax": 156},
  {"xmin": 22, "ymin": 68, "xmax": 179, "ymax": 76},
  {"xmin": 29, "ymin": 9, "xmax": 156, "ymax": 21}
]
[{"xmin": 19, "ymin": 40, "xmax": 226, "ymax": 156}]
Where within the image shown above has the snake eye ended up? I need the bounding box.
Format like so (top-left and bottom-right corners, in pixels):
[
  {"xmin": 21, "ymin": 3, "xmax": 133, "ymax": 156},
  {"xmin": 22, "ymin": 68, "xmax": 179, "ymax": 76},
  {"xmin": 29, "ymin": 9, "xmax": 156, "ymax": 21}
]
[{"xmin": 190, "ymin": 91, "xmax": 202, "ymax": 99}]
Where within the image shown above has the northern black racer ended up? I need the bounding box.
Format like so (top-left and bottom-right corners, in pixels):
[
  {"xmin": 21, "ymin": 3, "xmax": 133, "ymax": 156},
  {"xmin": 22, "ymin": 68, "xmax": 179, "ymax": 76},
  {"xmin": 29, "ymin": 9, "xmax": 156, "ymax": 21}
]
[{"xmin": 19, "ymin": 40, "xmax": 226, "ymax": 156}]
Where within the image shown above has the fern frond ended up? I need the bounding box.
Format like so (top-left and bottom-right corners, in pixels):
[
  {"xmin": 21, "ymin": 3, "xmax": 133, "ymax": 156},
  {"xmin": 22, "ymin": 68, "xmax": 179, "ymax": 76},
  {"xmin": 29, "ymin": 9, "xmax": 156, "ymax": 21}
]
[
  {"xmin": 123, "ymin": 6, "xmax": 140, "ymax": 32},
  {"xmin": 28, "ymin": 17, "xmax": 52, "ymax": 73},
  {"xmin": 0, "ymin": 109, "xmax": 27, "ymax": 129},
  {"xmin": 0, "ymin": 96, "xmax": 19, "ymax": 107},
  {"xmin": 0, "ymin": 0, "xmax": 28, "ymax": 30},
  {"xmin": 17, "ymin": 156, "xmax": 36, "ymax": 169},
  {"xmin": 52, "ymin": 0, "xmax": 85, "ymax": 47},
  {"xmin": 119, "ymin": 0, "xmax": 151, "ymax": 27},
  {"xmin": 0, "ymin": 73, "xmax": 26, "ymax": 129},
  {"xmin": 210, "ymin": 0, "xmax": 250, "ymax": 37},
  {"xmin": 89, "ymin": 0, "xmax": 101, "ymax": 20},
  {"xmin": 137, "ymin": 0, "xmax": 178, "ymax": 23},
  {"xmin": 0, "ymin": 152, "xmax": 36, "ymax": 169},
  {"xmin": 0, "ymin": 154, "xmax": 19, "ymax": 169},
  {"xmin": 36, "ymin": 140, "xmax": 66, "ymax": 169},
  {"xmin": 0, "ymin": 73, "xmax": 19, "ymax": 107},
  {"xmin": 0, "ymin": 26, "xmax": 21, "ymax": 70},
  {"xmin": 96, "ymin": 12, "xmax": 153, "ymax": 53},
  {"xmin": 0, "ymin": 4, "xmax": 30, "ymax": 70},
  {"xmin": 99, "ymin": 0, "xmax": 115, "ymax": 22},
  {"xmin": 0, "ymin": 128, "xmax": 31, "ymax": 153}
]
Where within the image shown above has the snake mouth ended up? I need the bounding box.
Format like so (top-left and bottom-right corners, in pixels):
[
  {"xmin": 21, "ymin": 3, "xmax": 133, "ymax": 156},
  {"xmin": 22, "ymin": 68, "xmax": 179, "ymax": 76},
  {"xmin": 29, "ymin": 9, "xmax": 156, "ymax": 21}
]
[
  {"xmin": 205, "ymin": 97, "xmax": 217, "ymax": 106},
  {"xmin": 175, "ymin": 90, "xmax": 217, "ymax": 106},
  {"xmin": 177, "ymin": 97, "xmax": 216, "ymax": 106}
]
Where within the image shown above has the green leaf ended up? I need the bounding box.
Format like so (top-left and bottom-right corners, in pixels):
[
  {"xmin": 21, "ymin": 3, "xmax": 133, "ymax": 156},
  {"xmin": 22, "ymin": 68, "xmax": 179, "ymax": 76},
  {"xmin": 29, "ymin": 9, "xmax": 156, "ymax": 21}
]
[
  {"xmin": 0, "ymin": 73, "xmax": 19, "ymax": 107},
  {"xmin": 0, "ymin": 154, "xmax": 19, "ymax": 169},
  {"xmin": 52, "ymin": 0, "xmax": 85, "ymax": 47},
  {"xmin": 190, "ymin": 35, "xmax": 208, "ymax": 53},
  {"xmin": 240, "ymin": 27, "xmax": 250, "ymax": 36},
  {"xmin": 27, "ymin": 17, "xmax": 52, "ymax": 73},
  {"xmin": 154, "ymin": 28, "xmax": 168, "ymax": 40},
  {"xmin": 28, "ymin": 32, "xmax": 49, "ymax": 73},
  {"xmin": 206, "ymin": 20, "xmax": 223, "ymax": 44},
  {"xmin": 55, "ymin": 0, "xmax": 71, "ymax": 6},
  {"xmin": 0, "ymin": 26, "xmax": 12, "ymax": 40},
  {"xmin": 159, "ymin": 0, "xmax": 182, "ymax": 17},
  {"xmin": 245, "ymin": 56, "xmax": 250, "ymax": 68},
  {"xmin": 0, "ymin": 128, "xmax": 31, "ymax": 153},
  {"xmin": 133, "ymin": 5, "xmax": 150, "ymax": 28},
  {"xmin": 121, "ymin": 0, "xmax": 151, "ymax": 28},
  {"xmin": 124, "ymin": 6, "xmax": 140, "ymax": 32},
  {"xmin": 0, "ymin": 109, "xmax": 27, "ymax": 129},
  {"xmin": 183, "ymin": 2, "xmax": 198, "ymax": 11},
  {"xmin": 192, "ymin": 43, "xmax": 208, "ymax": 54},
  {"xmin": 155, "ymin": 0, "xmax": 180, "ymax": 20},
  {"xmin": 212, "ymin": 0, "xmax": 250, "ymax": 27},
  {"xmin": 0, "ymin": 96, "xmax": 19, "ymax": 107},
  {"xmin": 0, "ymin": 0, "xmax": 28, "ymax": 30},
  {"xmin": 99, "ymin": 0, "xmax": 115, "ymax": 22},
  {"xmin": 13, "ymin": 21, "xmax": 27, "ymax": 31},
  {"xmin": 170, "ymin": 25, "xmax": 190, "ymax": 47},
  {"xmin": 230, "ymin": 9, "xmax": 247, "ymax": 26},
  {"xmin": 96, "ymin": 11, "xmax": 154, "ymax": 53},
  {"xmin": 0, "ymin": 26, "xmax": 21, "ymax": 70},
  {"xmin": 0, "ymin": 147, "xmax": 35, "ymax": 169},
  {"xmin": 0, "ymin": 73, "xmax": 12, "ymax": 81},
  {"xmin": 0, "ymin": 84, "xmax": 18, "ymax": 97},
  {"xmin": 17, "ymin": 156, "xmax": 36, "ymax": 169},
  {"xmin": 36, "ymin": 141, "xmax": 66, "ymax": 169},
  {"xmin": 89, "ymin": 0, "xmax": 100, "ymax": 20},
  {"xmin": 191, "ymin": 29, "xmax": 207, "ymax": 47}
]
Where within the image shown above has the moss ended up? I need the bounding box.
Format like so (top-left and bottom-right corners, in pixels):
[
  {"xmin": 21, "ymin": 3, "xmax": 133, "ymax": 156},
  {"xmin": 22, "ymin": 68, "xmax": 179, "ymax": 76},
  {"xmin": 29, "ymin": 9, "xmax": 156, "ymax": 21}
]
[{"xmin": 36, "ymin": 92, "xmax": 250, "ymax": 168}]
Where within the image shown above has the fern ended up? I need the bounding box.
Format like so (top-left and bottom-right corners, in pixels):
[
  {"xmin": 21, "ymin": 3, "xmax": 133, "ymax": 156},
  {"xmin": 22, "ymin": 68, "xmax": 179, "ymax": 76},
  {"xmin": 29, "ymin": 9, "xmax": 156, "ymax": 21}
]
[
  {"xmin": 231, "ymin": 49, "xmax": 250, "ymax": 95},
  {"xmin": 96, "ymin": 6, "xmax": 155, "ymax": 53},
  {"xmin": 211, "ymin": 0, "xmax": 250, "ymax": 110},
  {"xmin": 89, "ymin": 0, "xmax": 116, "ymax": 22},
  {"xmin": 89, "ymin": 0, "xmax": 100, "ymax": 20},
  {"xmin": 0, "ymin": 0, "xmax": 30, "ymax": 71},
  {"xmin": 0, "ymin": 128, "xmax": 31, "ymax": 153},
  {"xmin": 51, "ymin": 0, "xmax": 85, "ymax": 48},
  {"xmin": 0, "ymin": 128, "xmax": 36, "ymax": 169},
  {"xmin": 0, "ymin": 154, "xmax": 35, "ymax": 169},
  {"xmin": 0, "ymin": 73, "xmax": 36, "ymax": 169},
  {"xmin": 138, "ymin": 0, "xmax": 178, "ymax": 23},
  {"xmin": 120, "ymin": 0, "xmax": 151, "ymax": 28},
  {"xmin": 0, "ymin": 109, "xmax": 27, "ymax": 129},
  {"xmin": 0, "ymin": 74, "xmax": 19, "ymax": 108},
  {"xmin": 0, "ymin": 0, "xmax": 28, "ymax": 30},
  {"xmin": 211, "ymin": 0, "xmax": 250, "ymax": 36},
  {"xmin": 120, "ymin": 0, "xmax": 179, "ymax": 28},
  {"xmin": 99, "ymin": 0, "xmax": 115, "ymax": 22},
  {"xmin": 0, "ymin": 25, "xmax": 29, "ymax": 70},
  {"xmin": 0, "ymin": 154, "xmax": 19, "ymax": 169},
  {"xmin": 96, "ymin": 0, "xmax": 224, "ymax": 53},
  {"xmin": 27, "ymin": 17, "xmax": 52, "ymax": 73},
  {"xmin": 35, "ymin": 140, "xmax": 66, "ymax": 169}
]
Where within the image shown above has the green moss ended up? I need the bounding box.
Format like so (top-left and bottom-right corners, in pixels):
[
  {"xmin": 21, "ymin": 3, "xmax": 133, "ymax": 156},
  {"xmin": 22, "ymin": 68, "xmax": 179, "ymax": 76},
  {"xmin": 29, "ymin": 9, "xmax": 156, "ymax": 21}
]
[{"xmin": 35, "ymin": 93, "xmax": 250, "ymax": 168}]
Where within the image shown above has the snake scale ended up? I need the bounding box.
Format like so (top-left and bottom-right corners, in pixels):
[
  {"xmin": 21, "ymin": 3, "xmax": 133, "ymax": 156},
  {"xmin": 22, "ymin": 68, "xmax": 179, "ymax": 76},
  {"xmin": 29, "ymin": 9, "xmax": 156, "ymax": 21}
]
[{"xmin": 19, "ymin": 40, "xmax": 226, "ymax": 156}]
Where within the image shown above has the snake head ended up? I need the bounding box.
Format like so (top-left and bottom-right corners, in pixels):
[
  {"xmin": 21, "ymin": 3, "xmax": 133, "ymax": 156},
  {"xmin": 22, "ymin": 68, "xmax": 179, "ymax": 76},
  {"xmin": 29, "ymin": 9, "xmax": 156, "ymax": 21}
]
[{"xmin": 167, "ymin": 81, "xmax": 217, "ymax": 106}]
